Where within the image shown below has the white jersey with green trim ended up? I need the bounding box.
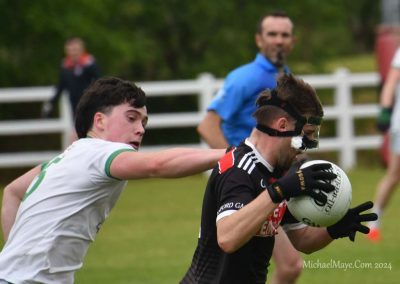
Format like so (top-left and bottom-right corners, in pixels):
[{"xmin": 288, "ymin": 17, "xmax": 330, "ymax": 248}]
[{"xmin": 0, "ymin": 138, "xmax": 134, "ymax": 284}]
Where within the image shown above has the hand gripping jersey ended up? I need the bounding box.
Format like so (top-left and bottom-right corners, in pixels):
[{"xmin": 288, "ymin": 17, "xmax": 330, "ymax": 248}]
[
  {"xmin": 0, "ymin": 138, "xmax": 134, "ymax": 284},
  {"xmin": 181, "ymin": 139, "xmax": 304, "ymax": 284}
]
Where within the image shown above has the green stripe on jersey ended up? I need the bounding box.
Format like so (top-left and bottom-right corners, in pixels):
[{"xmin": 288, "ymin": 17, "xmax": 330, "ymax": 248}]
[{"xmin": 105, "ymin": 148, "xmax": 136, "ymax": 179}]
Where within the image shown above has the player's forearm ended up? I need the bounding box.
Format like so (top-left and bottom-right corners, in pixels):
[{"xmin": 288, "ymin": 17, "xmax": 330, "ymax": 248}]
[
  {"xmin": 1, "ymin": 185, "xmax": 23, "ymax": 241},
  {"xmin": 217, "ymin": 191, "xmax": 276, "ymax": 253},
  {"xmin": 152, "ymin": 148, "xmax": 225, "ymax": 177},
  {"xmin": 288, "ymin": 226, "xmax": 333, "ymax": 254},
  {"xmin": 112, "ymin": 148, "xmax": 225, "ymax": 179}
]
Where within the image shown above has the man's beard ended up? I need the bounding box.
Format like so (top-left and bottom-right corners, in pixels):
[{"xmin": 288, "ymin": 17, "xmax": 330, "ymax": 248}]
[{"xmin": 274, "ymin": 50, "xmax": 284, "ymax": 69}]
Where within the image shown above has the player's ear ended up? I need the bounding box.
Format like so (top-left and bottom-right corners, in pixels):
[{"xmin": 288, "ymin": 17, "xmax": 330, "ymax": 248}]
[
  {"xmin": 288, "ymin": 34, "xmax": 297, "ymax": 51},
  {"xmin": 291, "ymin": 35, "xmax": 297, "ymax": 45},
  {"xmin": 277, "ymin": 117, "xmax": 290, "ymax": 130},
  {"xmin": 255, "ymin": 33, "xmax": 262, "ymax": 49},
  {"xmin": 93, "ymin": 112, "xmax": 106, "ymax": 131}
]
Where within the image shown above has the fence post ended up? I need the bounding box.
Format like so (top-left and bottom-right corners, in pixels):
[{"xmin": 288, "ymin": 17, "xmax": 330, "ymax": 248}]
[
  {"xmin": 60, "ymin": 95, "xmax": 72, "ymax": 149},
  {"xmin": 197, "ymin": 73, "xmax": 216, "ymax": 115},
  {"xmin": 196, "ymin": 73, "xmax": 217, "ymax": 151},
  {"xmin": 334, "ymin": 68, "xmax": 355, "ymax": 170}
]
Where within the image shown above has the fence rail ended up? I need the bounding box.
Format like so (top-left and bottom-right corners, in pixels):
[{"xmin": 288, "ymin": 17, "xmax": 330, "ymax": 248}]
[{"xmin": 0, "ymin": 69, "xmax": 381, "ymax": 170}]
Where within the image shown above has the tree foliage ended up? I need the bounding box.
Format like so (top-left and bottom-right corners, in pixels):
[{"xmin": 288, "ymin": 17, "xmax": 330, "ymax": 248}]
[{"xmin": 0, "ymin": 0, "xmax": 380, "ymax": 86}]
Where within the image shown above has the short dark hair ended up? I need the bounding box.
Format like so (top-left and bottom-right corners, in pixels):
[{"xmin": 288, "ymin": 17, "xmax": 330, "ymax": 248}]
[
  {"xmin": 75, "ymin": 77, "xmax": 147, "ymax": 138},
  {"xmin": 256, "ymin": 11, "xmax": 292, "ymax": 34},
  {"xmin": 253, "ymin": 74, "xmax": 323, "ymax": 127}
]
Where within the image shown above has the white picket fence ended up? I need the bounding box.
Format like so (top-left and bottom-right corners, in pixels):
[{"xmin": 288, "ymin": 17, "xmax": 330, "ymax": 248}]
[{"xmin": 0, "ymin": 68, "xmax": 381, "ymax": 170}]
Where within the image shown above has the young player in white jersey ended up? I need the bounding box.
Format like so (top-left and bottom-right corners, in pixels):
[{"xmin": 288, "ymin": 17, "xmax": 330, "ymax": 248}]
[{"xmin": 0, "ymin": 77, "xmax": 225, "ymax": 283}]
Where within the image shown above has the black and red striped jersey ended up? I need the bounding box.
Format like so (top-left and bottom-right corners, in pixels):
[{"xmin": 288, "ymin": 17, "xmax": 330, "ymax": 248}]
[{"xmin": 181, "ymin": 139, "xmax": 299, "ymax": 284}]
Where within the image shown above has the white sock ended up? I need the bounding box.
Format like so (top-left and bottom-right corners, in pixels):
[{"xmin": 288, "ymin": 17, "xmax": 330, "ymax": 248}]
[{"xmin": 369, "ymin": 207, "xmax": 381, "ymax": 229}]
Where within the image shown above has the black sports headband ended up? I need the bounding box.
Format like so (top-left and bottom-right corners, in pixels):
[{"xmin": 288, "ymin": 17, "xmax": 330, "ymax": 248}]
[{"xmin": 255, "ymin": 89, "xmax": 322, "ymax": 137}]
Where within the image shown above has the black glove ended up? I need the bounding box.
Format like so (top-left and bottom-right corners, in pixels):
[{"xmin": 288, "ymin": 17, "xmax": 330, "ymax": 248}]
[
  {"xmin": 327, "ymin": 201, "xmax": 378, "ymax": 242},
  {"xmin": 285, "ymin": 157, "xmax": 309, "ymax": 176},
  {"xmin": 41, "ymin": 101, "xmax": 54, "ymax": 118},
  {"xmin": 376, "ymin": 107, "xmax": 392, "ymax": 133},
  {"xmin": 267, "ymin": 162, "xmax": 337, "ymax": 204}
]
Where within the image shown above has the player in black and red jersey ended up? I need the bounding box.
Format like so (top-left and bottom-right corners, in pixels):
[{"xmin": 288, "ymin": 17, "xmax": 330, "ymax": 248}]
[{"xmin": 181, "ymin": 74, "xmax": 377, "ymax": 284}]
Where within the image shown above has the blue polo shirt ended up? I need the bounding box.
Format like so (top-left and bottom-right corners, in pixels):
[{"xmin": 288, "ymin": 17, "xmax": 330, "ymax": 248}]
[{"xmin": 208, "ymin": 53, "xmax": 289, "ymax": 146}]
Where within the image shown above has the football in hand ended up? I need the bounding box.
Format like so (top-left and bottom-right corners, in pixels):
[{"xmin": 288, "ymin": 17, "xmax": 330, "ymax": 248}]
[{"xmin": 286, "ymin": 160, "xmax": 352, "ymax": 227}]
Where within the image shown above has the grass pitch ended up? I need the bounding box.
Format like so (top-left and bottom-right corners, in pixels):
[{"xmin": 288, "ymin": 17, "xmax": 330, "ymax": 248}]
[{"xmin": 0, "ymin": 167, "xmax": 399, "ymax": 283}]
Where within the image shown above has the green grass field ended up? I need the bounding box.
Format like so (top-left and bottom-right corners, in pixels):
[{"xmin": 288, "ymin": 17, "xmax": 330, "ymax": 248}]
[{"xmin": 0, "ymin": 167, "xmax": 399, "ymax": 283}]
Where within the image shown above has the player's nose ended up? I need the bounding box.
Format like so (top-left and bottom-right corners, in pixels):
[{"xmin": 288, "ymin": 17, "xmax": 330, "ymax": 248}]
[{"xmin": 135, "ymin": 123, "xmax": 145, "ymax": 137}]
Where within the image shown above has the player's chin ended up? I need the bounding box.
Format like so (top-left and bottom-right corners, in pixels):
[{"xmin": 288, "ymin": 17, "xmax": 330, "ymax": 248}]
[
  {"xmin": 129, "ymin": 142, "xmax": 140, "ymax": 150},
  {"xmin": 278, "ymin": 157, "xmax": 294, "ymax": 172}
]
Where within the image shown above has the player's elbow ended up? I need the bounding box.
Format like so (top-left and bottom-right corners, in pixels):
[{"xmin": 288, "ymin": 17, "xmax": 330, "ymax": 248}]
[
  {"xmin": 291, "ymin": 241, "xmax": 317, "ymax": 255},
  {"xmin": 298, "ymin": 248, "xmax": 317, "ymax": 254},
  {"xmin": 217, "ymin": 237, "xmax": 237, "ymax": 254},
  {"xmin": 197, "ymin": 121, "xmax": 207, "ymax": 141},
  {"xmin": 3, "ymin": 183, "xmax": 22, "ymax": 202},
  {"xmin": 298, "ymin": 247, "xmax": 314, "ymax": 255},
  {"xmin": 3, "ymin": 183, "xmax": 12, "ymax": 197},
  {"xmin": 217, "ymin": 231, "xmax": 241, "ymax": 253}
]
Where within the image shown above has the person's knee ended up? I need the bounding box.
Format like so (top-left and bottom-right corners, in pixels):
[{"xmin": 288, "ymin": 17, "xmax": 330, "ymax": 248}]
[
  {"xmin": 383, "ymin": 171, "xmax": 400, "ymax": 186},
  {"xmin": 391, "ymin": 173, "xmax": 400, "ymax": 184},
  {"xmin": 275, "ymin": 255, "xmax": 303, "ymax": 280}
]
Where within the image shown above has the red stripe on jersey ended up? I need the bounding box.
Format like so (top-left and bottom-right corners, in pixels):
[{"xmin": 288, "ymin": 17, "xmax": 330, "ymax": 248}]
[
  {"xmin": 218, "ymin": 149, "xmax": 236, "ymax": 174},
  {"xmin": 257, "ymin": 201, "xmax": 287, "ymax": 237},
  {"xmin": 268, "ymin": 177, "xmax": 277, "ymax": 184}
]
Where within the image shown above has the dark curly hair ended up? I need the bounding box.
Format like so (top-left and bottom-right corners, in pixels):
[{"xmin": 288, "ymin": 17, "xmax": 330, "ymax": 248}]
[
  {"xmin": 74, "ymin": 76, "xmax": 146, "ymax": 138},
  {"xmin": 253, "ymin": 74, "xmax": 323, "ymax": 127}
]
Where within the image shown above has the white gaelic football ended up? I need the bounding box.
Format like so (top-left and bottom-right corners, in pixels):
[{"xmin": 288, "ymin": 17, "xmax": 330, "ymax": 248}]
[{"xmin": 286, "ymin": 160, "xmax": 352, "ymax": 227}]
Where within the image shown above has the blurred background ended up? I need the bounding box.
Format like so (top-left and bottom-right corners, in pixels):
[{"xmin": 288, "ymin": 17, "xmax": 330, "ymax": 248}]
[
  {"xmin": 1, "ymin": 0, "xmax": 389, "ymax": 183},
  {"xmin": 0, "ymin": 0, "xmax": 381, "ymax": 84}
]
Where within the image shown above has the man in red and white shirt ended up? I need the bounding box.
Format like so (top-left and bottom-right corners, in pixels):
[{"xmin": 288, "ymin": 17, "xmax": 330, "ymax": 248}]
[{"xmin": 42, "ymin": 37, "xmax": 101, "ymax": 142}]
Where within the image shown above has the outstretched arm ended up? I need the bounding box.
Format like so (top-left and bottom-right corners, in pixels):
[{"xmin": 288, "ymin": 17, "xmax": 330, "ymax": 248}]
[
  {"xmin": 197, "ymin": 111, "xmax": 229, "ymax": 149},
  {"xmin": 287, "ymin": 201, "xmax": 377, "ymax": 254},
  {"xmin": 286, "ymin": 226, "xmax": 333, "ymax": 254},
  {"xmin": 2, "ymin": 166, "xmax": 41, "ymax": 241},
  {"xmin": 110, "ymin": 148, "xmax": 225, "ymax": 180}
]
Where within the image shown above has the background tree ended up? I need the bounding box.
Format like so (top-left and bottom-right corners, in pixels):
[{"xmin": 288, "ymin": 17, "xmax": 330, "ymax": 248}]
[{"xmin": 0, "ymin": 0, "xmax": 380, "ymax": 86}]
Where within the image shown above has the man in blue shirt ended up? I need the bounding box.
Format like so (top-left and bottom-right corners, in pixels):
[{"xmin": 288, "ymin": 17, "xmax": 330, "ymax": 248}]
[
  {"xmin": 197, "ymin": 11, "xmax": 302, "ymax": 284},
  {"xmin": 206, "ymin": 53, "xmax": 290, "ymax": 146}
]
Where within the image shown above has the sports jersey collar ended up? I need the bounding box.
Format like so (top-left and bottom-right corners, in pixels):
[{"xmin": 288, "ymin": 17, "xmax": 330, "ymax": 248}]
[
  {"xmin": 244, "ymin": 138, "xmax": 274, "ymax": 172},
  {"xmin": 254, "ymin": 53, "xmax": 289, "ymax": 73}
]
